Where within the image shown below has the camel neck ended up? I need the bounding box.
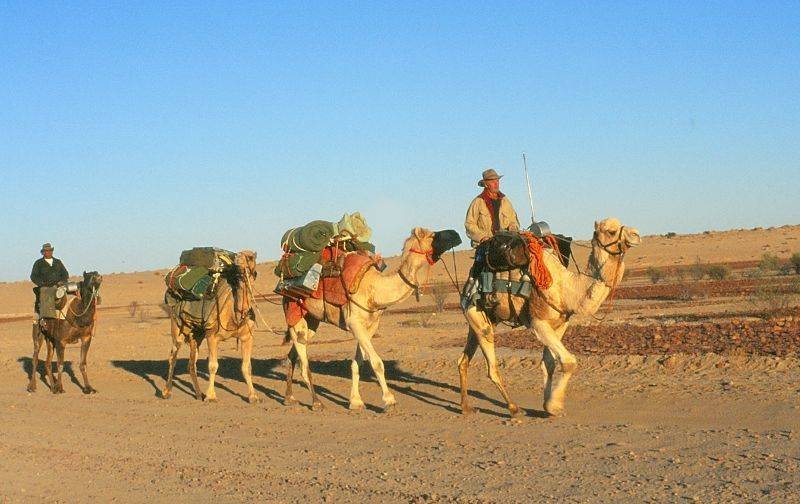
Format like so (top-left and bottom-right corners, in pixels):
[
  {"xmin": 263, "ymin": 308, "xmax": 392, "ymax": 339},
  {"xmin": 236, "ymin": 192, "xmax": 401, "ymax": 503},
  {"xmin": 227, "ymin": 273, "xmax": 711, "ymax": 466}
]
[{"xmin": 372, "ymin": 257, "xmax": 428, "ymax": 307}]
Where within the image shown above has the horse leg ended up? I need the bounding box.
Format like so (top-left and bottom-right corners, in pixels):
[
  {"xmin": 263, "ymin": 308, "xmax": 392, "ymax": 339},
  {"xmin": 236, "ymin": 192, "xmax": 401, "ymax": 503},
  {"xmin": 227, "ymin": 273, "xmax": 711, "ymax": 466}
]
[
  {"xmin": 54, "ymin": 343, "xmax": 66, "ymax": 394},
  {"xmin": 349, "ymin": 321, "xmax": 395, "ymax": 412},
  {"xmin": 457, "ymin": 327, "xmax": 480, "ymax": 415},
  {"xmin": 188, "ymin": 337, "xmax": 203, "ymax": 400},
  {"xmin": 348, "ymin": 344, "xmax": 367, "ymax": 411},
  {"xmin": 284, "ymin": 344, "xmax": 299, "ymax": 406},
  {"xmin": 533, "ymin": 321, "xmax": 575, "ymax": 416},
  {"xmin": 204, "ymin": 335, "xmax": 219, "ymax": 402},
  {"xmin": 239, "ymin": 330, "xmax": 258, "ymax": 403},
  {"xmin": 27, "ymin": 324, "xmax": 43, "ymax": 392},
  {"xmin": 465, "ymin": 306, "xmax": 520, "ymax": 417},
  {"xmin": 79, "ymin": 336, "xmax": 97, "ymax": 394}
]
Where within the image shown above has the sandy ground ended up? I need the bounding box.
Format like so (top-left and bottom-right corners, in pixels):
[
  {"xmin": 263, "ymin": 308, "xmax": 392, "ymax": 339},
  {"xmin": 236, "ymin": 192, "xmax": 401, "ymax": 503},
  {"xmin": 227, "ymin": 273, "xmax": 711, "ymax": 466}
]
[{"xmin": 1, "ymin": 225, "xmax": 799, "ymax": 502}]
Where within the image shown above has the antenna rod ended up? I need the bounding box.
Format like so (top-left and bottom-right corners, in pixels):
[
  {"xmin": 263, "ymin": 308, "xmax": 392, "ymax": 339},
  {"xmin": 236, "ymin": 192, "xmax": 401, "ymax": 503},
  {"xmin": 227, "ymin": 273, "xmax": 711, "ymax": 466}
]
[{"xmin": 522, "ymin": 153, "xmax": 535, "ymax": 225}]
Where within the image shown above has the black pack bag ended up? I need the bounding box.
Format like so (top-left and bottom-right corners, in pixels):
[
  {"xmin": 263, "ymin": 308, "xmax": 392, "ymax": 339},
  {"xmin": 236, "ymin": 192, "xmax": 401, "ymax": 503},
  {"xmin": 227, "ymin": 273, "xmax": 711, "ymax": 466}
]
[{"xmin": 484, "ymin": 232, "xmax": 530, "ymax": 272}]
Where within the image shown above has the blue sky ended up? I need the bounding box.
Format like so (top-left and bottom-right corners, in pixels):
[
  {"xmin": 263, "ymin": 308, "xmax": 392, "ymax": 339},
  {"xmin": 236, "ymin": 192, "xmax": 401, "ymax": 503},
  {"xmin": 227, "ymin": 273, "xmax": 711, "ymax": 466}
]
[{"xmin": 1, "ymin": 1, "xmax": 798, "ymax": 281}]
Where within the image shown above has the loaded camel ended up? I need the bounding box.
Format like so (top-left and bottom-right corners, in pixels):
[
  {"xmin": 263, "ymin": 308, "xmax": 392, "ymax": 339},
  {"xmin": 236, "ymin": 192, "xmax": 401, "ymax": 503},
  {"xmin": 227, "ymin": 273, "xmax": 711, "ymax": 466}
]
[
  {"xmin": 161, "ymin": 250, "xmax": 260, "ymax": 403},
  {"xmin": 284, "ymin": 227, "xmax": 459, "ymax": 412},
  {"xmin": 27, "ymin": 271, "xmax": 103, "ymax": 394},
  {"xmin": 458, "ymin": 218, "xmax": 640, "ymax": 417}
]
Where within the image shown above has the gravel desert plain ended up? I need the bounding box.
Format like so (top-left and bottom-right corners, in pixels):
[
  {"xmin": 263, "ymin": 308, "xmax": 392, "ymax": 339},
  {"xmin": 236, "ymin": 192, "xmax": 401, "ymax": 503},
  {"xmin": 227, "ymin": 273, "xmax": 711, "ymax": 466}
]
[{"xmin": 1, "ymin": 225, "xmax": 799, "ymax": 502}]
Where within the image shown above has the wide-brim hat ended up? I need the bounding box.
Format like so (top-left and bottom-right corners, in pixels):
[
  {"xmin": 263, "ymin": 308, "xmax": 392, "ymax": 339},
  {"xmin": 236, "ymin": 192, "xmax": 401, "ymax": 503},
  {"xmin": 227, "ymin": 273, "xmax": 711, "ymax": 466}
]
[
  {"xmin": 41, "ymin": 243, "xmax": 54, "ymax": 252},
  {"xmin": 478, "ymin": 168, "xmax": 503, "ymax": 187}
]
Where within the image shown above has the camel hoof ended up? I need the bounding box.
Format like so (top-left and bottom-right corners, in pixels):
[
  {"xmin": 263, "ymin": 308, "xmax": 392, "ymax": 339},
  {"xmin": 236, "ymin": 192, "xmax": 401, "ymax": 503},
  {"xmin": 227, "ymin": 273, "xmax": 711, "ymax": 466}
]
[
  {"xmin": 349, "ymin": 402, "xmax": 366, "ymax": 412},
  {"xmin": 509, "ymin": 405, "xmax": 524, "ymax": 419},
  {"xmin": 382, "ymin": 403, "xmax": 397, "ymax": 414},
  {"xmin": 284, "ymin": 396, "xmax": 298, "ymax": 406},
  {"xmin": 161, "ymin": 390, "xmax": 172, "ymax": 400},
  {"xmin": 311, "ymin": 401, "xmax": 324, "ymax": 412},
  {"xmin": 204, "ymin": 396, "xmax": 217, "ymax": 403},
  {"xmin": 53, "ymin": 388, "xmax": 65, "ymax": 395},
  {"xmin": 195, "ymin": 393, "xmax": 205, "ymax": 401},
  {"xmin": 544, "ymin": 402, "xmax": 565, "ymax": 417},
  {"xmin": 83, "ymin": 387, "xmax": 97, "ymax": 395},
  {"xmin": 27, "ymin": 384, "xmax": 36, "ymax": 393},
  {"xmin": 248, "ymin": 395, "xmax": 260, "ymax": 404}
]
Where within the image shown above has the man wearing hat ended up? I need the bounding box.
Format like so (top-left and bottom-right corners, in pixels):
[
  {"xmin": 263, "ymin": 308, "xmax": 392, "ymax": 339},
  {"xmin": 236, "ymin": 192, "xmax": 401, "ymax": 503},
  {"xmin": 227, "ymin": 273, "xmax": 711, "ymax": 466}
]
[
  {"xmin": 30, "ymin": 243, "xmax": 69, "ymax": 318},
  {"xmin": 465, "ymin": 168, "xmax": 520, "ymax": 247}
]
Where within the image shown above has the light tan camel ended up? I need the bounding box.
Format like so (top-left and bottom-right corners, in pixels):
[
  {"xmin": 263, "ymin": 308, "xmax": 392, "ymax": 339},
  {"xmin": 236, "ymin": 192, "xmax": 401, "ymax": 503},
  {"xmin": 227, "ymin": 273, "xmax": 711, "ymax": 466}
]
[
  {"xmin": 458, "ymin": 218, "xmax": 640, "ymax": 417},
  {"xmin": 27, "ymin": 271, "xmax": 102, "ymax": 394},
  {"xmin": 162, "ymin": 250, "xmax": 259, "ymax": 403},
  {"xmin": 284, "ymin": 227, "xmax": 455, "ymax": 412}
]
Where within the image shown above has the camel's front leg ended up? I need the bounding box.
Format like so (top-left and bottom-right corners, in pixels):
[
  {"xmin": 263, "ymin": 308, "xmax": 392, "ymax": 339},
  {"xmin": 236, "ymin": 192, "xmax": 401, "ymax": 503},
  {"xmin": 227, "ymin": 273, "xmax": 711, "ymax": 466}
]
[
  {"xmin": 45, "ymin": 340, "xmax": 55, "ymax": 391},
  {"xmin": 162, "ymin": 321, "xmax": 183, "ymax": 399},
  {"xmin": 465, "ymin": 306, "xmax": 520, "ymax": 417},
  {"xmin": 457, "ymin": 328, "xmax": 479, "ymax": 415},
  {"xmin": 239, "ymin": 328, "xmax": 258, "ymax": 403},
  {"xmin": 541, "ymin": 347, "xmax": 556, "ymax": 409},
  {"xmin": 27, "ymin": 324, "xmax": 43, "ymax": 392},
  {"xmin": 204, "ymin": 335, "xmax": 219, "ymax": 402},
  {"xmin": 533, "ymin": 321, "xmax": 574, "ymax": 416},
  {"xmin": 79, "ymin": 336, "xmax": 97, "ymax": 394},
  {"xmin": 349, "ymin": 321, "xmax": 395, "ymax": 412},
  {"xmin": 348, "ymin": 344, "xmax": 367, "ymax": 411},
  {"xmin": 289, "ymin": 323, "xmax": 323, "ymax": 411},
  {"xmin": 188, "ymin": 337, "xmax": 203, "ymax": 400},
  {"xmin": 284, "ymin": 344, "xmax": 298, "ymax": 405},
  {"xmin": 54, "ymin": 343, "xmax": 66, "ymax": 394}
]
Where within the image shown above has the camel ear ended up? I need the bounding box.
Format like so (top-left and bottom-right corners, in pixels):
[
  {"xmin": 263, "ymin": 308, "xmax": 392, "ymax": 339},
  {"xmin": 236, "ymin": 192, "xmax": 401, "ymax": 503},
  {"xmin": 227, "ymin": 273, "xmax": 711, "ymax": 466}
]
[{"xmin": 594, "ymin": 220, "xmax": 600, "ymax": 231}]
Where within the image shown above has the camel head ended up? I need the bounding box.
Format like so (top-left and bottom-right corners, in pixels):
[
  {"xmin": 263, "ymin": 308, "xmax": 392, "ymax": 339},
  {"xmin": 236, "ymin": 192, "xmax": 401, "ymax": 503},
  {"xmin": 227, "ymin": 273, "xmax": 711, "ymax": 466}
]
[
  {"xmin": 401, "ymin": 228, "xmax": 462, "ymax": 266},
  {"xmin": 234, "ymin": 250, "xmax": 258, "ymax": 280},
  {"xmin": 80, "ymin": 271, "xmax": 103, "ymax": 293},
  {"xmin": 592, "ymin": 218, "xmax": 641, "ymax": 255}
]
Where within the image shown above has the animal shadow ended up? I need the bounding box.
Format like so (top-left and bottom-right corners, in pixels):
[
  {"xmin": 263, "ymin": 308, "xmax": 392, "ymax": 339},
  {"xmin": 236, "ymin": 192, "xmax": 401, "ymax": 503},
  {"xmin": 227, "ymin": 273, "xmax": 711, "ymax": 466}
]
[{"xmin": 18, "ymin": 357, "xmax": 83, "ymax": 392}]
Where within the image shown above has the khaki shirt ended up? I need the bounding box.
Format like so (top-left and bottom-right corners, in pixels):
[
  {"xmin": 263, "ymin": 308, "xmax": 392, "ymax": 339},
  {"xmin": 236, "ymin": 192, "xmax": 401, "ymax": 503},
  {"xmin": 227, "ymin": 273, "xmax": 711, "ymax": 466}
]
[{"xmin": 465, "ymin": 195, "xmax": 521, "ymax": 247}]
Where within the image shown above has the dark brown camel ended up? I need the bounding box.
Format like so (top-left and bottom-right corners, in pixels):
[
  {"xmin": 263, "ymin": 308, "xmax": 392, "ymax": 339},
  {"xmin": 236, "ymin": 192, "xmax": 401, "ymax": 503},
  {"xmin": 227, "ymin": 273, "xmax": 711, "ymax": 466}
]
[{"xmin": 27, "ymin": 271, "xmax": 103, "ymax": 394}]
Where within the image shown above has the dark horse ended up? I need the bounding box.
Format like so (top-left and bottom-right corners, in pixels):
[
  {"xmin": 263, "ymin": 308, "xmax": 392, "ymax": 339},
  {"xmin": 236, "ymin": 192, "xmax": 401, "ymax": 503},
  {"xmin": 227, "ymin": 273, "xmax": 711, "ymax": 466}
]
[{"xmin": 27, "ymin": 271, "xmax": 103, "ymax": 394}]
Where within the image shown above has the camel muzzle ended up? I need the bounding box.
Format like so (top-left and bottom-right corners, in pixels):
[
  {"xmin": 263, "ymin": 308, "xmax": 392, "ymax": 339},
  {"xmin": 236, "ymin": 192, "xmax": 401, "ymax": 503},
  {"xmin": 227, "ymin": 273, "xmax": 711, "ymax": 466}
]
[{"xmin": 431, "ymin": 230, "xmax": 462, "ymax": 261}]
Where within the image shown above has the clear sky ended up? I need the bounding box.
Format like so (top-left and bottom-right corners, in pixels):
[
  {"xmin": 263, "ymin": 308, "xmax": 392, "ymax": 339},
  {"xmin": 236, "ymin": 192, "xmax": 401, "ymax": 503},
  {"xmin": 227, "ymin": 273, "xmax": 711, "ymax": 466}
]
[{"xmin": 1, "ymin": 1, "xmax": 798, "ymax": 281}]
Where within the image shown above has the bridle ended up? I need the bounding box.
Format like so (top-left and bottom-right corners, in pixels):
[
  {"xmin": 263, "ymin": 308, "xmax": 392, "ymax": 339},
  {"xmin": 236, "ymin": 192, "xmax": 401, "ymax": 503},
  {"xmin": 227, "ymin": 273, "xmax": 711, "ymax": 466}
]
[
  {"xmin": 592, "ymin": 226, "xmax": 629, "ymax": 256},
  {"xmin": 400, "ymin": 237, "xmax": 437, "ymax": 300},
  {"xmin": 409, "ymin": 247, "xmax": 436, "ymax": 266}
]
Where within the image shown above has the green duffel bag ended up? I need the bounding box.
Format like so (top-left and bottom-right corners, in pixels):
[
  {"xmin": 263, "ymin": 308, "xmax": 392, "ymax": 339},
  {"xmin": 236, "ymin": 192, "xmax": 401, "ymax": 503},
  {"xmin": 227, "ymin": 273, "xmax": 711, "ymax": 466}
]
[
  {"xmin": 274, "ymin": 251, "xmax": 321, "ymax": 278},
  {"xmin": 179, "ymin": 247, "xmax": 235, "ymax": 272},
  {"xmin": 282, "ymin": 221, "xmax": 336, "ymax": 253}
]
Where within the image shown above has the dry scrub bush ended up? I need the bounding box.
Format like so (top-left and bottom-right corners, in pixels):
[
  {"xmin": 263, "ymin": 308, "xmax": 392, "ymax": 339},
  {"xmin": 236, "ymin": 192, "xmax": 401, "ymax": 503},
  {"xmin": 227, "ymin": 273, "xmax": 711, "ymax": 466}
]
[
  {"xmin": 706, "ymin": 264, "xmax": 730, "ymax": 280},
  {"xmin": 689, "ymin": 258, "xmax": 707, "ymax": 281},
  {"xmin": 759, "ymin": 253, "xmax": 782, "ymax": 274},
  {"xmin": 646, "ymin": 266, "xmax": 665, "ymax": 284},
  {"xmin": 791, "ymin": 253, "xmax": 800, "ymax": 275},
  {"xmin": 748, "ymin": 279, "xmax": 800, "ymax": 318},
  {"xmin": 430, "ymin": 283, "xmax": 450, "ymax": 313},
  {"xmin": 400, "ymin": 313, "xmax": 437, "ymax": 328}
]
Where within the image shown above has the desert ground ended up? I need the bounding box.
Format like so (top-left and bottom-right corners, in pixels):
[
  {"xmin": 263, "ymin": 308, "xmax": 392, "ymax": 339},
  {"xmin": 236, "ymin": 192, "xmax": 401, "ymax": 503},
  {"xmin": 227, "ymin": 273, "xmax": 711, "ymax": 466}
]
[{"xmin": 1, "ymin": 225, "xmax": 799, "ymax": 502}]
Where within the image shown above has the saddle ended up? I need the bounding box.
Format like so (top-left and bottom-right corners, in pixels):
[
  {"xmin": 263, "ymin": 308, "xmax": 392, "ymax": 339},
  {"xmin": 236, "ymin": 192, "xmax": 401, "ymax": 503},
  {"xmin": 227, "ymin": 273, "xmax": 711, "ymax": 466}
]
[{"xmin": 483, "ymin": 231, "xmax": 530, "ymax": 272}]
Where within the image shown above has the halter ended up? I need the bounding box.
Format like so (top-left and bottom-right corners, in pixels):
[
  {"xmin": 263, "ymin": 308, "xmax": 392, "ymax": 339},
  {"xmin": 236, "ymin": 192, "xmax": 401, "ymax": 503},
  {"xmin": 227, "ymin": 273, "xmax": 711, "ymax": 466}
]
[
  {"xmin": 592, "ymin": 225, "xmax": 628, "ymax": 256},
  {"xmin": 409, "ymin": 247, "xmax": 436, "ymax": 266}
]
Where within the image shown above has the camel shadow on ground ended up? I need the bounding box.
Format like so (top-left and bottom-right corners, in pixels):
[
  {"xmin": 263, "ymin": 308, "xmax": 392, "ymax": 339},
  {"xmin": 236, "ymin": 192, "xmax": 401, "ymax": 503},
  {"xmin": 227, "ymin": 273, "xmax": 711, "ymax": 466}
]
[{"xmin": 18, "ymin": 357, "xmax": 84, "ymax": 392}]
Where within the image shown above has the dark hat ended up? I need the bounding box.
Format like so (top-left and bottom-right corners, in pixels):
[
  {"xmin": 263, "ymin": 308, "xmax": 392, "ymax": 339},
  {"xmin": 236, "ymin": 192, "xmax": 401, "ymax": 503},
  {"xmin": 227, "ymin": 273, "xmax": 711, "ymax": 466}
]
[
  {"xmin": 478, "ymin": 168, "xmax": 503, "ymax": 187},
  {"xmin": 41, "ymin": 243, "xmax": 54, "ymax": 252}
]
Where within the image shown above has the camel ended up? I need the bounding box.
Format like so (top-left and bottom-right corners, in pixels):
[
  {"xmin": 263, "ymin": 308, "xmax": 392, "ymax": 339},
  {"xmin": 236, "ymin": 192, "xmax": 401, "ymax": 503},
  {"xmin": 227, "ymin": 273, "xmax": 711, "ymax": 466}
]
[
  {"xmin": 284, "ymin": 227, "xmax": 460, "ymax": 412},
  {"xmin": 27, "ymin": 271, "xmax": 103, "ymax": 394},
  {"xmin": 458, "ymin": 217, "xmax": 641, "ymax": 417},
  {"xmin": 161, "ymin": 250, "xmax": 259, "ymax": 403}
]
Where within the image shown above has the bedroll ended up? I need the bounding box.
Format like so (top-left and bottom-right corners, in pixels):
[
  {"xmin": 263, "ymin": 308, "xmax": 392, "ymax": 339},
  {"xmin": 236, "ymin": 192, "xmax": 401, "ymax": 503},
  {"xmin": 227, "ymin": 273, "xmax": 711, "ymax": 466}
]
[
  {"xmin": 179, "ymin": 247, "xmax": 235, "ymax": 273},
  {"xmin": 164, "ymin": 265, "xmax": 215, "ymax": 300}
]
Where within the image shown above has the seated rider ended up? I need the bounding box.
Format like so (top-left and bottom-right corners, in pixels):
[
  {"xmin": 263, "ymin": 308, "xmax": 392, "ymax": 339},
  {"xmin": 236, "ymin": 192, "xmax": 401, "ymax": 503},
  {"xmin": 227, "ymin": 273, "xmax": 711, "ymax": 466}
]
[
  {"xmin": 30, "ymin": 242, "xmax": 69, "ymax": 320},
  {"xmin": 465, "ymin": 168, "xmax": 521, "ymax": 271}
]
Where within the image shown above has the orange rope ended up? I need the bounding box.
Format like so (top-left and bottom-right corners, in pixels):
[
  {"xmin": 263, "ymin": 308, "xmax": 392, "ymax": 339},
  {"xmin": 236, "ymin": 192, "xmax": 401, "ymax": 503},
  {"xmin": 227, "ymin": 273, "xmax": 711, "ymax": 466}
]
[{"xmin": 519, "ymin": 231, "xmax": 553, "ymax": 290}]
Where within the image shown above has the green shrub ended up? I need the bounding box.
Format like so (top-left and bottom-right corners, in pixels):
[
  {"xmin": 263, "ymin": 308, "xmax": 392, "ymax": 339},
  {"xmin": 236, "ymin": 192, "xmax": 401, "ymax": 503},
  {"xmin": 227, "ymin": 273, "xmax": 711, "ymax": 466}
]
[{"xmin": 663, "ymin": 232, "xmax": 677, "ymax": 239}]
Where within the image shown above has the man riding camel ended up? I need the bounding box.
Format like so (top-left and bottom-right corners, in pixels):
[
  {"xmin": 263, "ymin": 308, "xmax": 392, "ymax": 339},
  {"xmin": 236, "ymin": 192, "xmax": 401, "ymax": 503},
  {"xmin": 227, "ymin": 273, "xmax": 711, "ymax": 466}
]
[
  {"xmin": 465, "ymin": 168, "xmax": 520, "ymax": 247},
  {"xmin": 30, "ymin": 243, "xmax": 69, "ymax": 319}
]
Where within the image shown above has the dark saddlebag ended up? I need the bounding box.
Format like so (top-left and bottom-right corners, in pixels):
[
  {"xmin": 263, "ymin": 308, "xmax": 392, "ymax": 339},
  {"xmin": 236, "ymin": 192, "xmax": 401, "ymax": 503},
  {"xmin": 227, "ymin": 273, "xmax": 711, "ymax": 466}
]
[{"xmin": 484, "ymin": 231, "xmax": 530, "ymax": 272}]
